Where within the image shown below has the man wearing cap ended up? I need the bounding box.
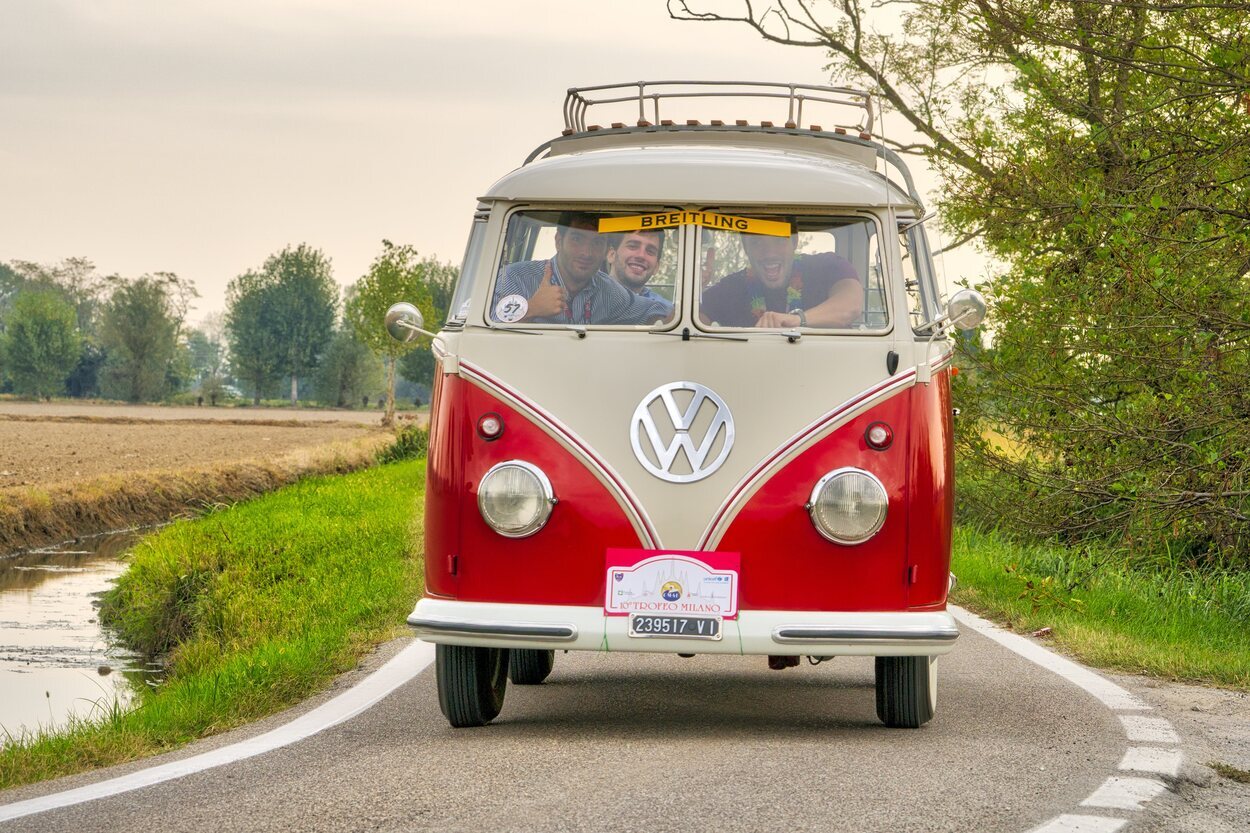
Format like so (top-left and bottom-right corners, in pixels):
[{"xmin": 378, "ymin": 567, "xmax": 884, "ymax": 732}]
[{"xmin": 492, "ymin": 212, "xmax": 671, "ymax": 326}]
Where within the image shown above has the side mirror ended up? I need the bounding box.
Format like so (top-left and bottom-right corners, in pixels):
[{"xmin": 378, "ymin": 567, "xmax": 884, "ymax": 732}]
[
  {"xmin": 385, "ymin": 302, "xmax": 432, "ymax": 343},
  {"xmin": 945, "ymin": 289, "xmax": 986, "ymax": 331},
  {"xmin": 917, "ymin": 289, "xmax": 986, "ymax": 385}
]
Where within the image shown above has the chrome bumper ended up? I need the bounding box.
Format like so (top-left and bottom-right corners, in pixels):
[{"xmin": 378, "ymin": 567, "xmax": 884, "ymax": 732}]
[{"xmin": 409, "ymin": 599, "xmax": 959, "ymax": 656}]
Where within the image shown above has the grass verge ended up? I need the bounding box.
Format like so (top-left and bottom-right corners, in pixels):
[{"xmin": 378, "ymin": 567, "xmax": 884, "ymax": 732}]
[
  {"xmin": 0, "ymin": 458, "xmax": 426, "ymax": 790},
  {"xmin": 951, "ymin": 526, "xmax": 1250, "ymax": 690}
]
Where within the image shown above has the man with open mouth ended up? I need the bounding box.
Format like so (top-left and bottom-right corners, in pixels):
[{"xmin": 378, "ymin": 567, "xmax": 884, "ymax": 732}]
[{"xmin": 699, "ymin": 219, "xmax": 864, "ymax": 329}]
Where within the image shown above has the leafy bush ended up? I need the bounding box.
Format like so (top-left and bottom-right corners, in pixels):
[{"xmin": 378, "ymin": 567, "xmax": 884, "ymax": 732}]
[{"xmin": 377, "ymin": 423, "xmax": 428, "ymax": 463}]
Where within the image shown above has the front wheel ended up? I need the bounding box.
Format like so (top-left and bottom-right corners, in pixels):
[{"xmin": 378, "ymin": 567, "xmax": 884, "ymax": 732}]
[
  {"xmin": 436, "ymin": 645, "xmax": 509, "ymax": 727},
  {"xmin": 874, "ymin": 655, "xmax": 937, "ymax": 728},
  {"xmin": 509, "ymin": 649, "xmax": 555, "ymax": 685}
]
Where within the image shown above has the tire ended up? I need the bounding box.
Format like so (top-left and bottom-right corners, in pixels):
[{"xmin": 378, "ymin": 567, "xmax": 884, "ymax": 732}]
[
  {"xmin": 874, "ymin": 655, "xmax": 937, "ymax": 728},
  {"xmin": 436, "ymin": 644, "xmax": 509, "ymax": 727},
  {"xmin": 509, "ymin": 649, "xmax": 555, "ymax": 685}
]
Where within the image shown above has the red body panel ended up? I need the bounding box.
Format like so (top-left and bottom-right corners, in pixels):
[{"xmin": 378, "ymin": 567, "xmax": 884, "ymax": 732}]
[
  {"xmin": 905, "ymin": 371, "xmax": 954, "ymax": 608},
  {"xmin": 423, "ymin": 368, "xmax": 954, "ymax": 613},
  {"xmin": 715, "ymin": 394, "xmax": 907, "ymax": 611},
  {"xmin": 426, "ymin": 375, "xmax": 647, "ymax": 606},
  {"xmin": 423, "ymin": 369, "xmax": 462, "ymax": 598}
]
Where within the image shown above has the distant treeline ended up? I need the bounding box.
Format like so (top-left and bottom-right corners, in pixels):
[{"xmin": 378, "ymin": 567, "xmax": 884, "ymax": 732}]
[{"xmin": 0, "ymin": 242, "xmax": 456, "ymax": 419}]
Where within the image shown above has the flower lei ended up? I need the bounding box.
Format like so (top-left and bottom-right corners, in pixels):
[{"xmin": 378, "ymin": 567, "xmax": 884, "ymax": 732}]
[{"xmin": 747, "ymin": 259, "xmax": 803, "ymax": 321}]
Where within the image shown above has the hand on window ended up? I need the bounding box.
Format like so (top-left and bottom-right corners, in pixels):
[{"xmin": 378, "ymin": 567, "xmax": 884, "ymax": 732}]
[{"xmin": 755, "ymin": 310, "xmax": 801, "ymax": 329}]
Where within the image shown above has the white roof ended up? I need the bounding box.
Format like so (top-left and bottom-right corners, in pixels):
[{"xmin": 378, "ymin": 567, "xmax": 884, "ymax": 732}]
[{"xmin": 481, "ymin": 132, "xmax": 917, "ymax": 209}]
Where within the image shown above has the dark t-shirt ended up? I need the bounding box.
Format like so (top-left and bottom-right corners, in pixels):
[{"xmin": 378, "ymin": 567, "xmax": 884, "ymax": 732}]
[{"xmin": 700, "ymin": 252, "xmax": 861, "ymax": 327}]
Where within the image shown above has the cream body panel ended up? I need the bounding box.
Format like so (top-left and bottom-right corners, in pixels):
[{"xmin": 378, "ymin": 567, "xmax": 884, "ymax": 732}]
[
  {"xmin": 483, "ymin": 146, "xmax": 910, "ymax": 208},
  {"xmin": 455, "ymin": 328, "xmax": 905, "ymax": 550}
]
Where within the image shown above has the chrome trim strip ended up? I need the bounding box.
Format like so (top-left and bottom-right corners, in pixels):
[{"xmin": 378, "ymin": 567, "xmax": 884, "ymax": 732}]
[
  {"xmin": 772, "ymin": 625, "xmax": 960, "ymax": 644},
  {"xmin": 409, "ymin": 616, "xmax": 578, "ymax": 642}
]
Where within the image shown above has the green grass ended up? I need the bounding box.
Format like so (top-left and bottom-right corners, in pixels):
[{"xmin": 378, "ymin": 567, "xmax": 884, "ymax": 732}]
[
  {"xmin": 0, "ymin": 459, "xmax": 426, "ymax": 790},
  {"xmin": 952, "ymin": 526, "xmax": 1250, "ymax": 689},
  {"xmin": 1209, "ymin": 762, "xmax": 1250, "ymax": 783}
]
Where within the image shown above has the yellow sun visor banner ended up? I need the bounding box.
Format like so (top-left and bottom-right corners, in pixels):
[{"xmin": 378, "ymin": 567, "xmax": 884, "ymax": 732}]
[{"xmin": 598, "ymin": 212, "xmax": 791, "ymax": 237}]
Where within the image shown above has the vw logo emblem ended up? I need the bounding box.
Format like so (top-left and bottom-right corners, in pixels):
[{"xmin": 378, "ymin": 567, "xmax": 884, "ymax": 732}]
[{"xmin": 630, "ymin": 382, "xmax": 734, "ymax": 483}]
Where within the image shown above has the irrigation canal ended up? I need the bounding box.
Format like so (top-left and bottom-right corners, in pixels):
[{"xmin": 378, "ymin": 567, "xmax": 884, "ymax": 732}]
[{"xmin": 0, "ymin": 532, "xmax": 151, "ymax": 741}]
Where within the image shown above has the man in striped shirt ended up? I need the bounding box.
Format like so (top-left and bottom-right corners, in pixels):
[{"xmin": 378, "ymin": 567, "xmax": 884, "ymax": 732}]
[{"xmin": 492, "ymin": 213, "xmax": 672, "ymax": 326}]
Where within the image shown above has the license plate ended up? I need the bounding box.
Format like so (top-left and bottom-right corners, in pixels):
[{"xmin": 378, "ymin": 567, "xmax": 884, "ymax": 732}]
[{"xmin": 628, "ymin": 614, "xmax": 722, "ymax": 640}]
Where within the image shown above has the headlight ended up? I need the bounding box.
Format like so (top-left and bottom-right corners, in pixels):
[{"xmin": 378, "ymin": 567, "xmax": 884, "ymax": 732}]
[
  {"xmin": 477, "ymin": 461, "xmax": 556, "ymax": 538},
  {"xmin": 807, "ymin": 467, "xmax": 888, "ymax": 545}
]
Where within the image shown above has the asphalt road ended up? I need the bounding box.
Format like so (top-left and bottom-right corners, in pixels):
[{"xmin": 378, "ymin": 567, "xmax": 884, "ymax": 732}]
[{"xmin": 0, "ymin": 624, "xmax": 1138, "ymax": 833}]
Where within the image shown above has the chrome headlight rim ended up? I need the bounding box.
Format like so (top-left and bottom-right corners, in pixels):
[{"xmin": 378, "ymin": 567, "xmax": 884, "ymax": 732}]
[
  {"xmin": 807, "ymin": 466, "xmax": 888, "ymax": 546},
  {"xmin": 477, "ymin": 460, "xmax": 556, "ymax": 539}
]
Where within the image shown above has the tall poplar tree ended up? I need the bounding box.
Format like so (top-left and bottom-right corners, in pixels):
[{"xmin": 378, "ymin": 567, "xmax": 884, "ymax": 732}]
[{"xmin": 346, "ymin": 241, "xmax": 455, "ymax": 425}]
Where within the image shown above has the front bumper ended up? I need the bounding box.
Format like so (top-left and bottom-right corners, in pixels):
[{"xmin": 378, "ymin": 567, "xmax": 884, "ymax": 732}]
[{"xmin": 408, "ymin": 598, "xmax": 959, "ymax": 656}]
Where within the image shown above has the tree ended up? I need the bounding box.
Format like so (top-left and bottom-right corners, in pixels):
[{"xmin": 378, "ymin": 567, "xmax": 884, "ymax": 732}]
[
  {"xmin": 397, "ymin": 252, "xmax": 458, "ymax": 402},
  {"xmin": 225, "ymin": 271, "xmax": 281, "ymax": 404},
  {"xmin": 2, "ymin": 258, "xmax": 107, "ymax": 397},
  {"xmin": 347, "ymin": 241, "xmax": 457, "ymax": 425},
  {"xmin": 265, "ymin": 245, "xmax": 339, "ymax": 406},
  {"xmin": 315, "ymin": 326, "xmax": 384, "ymax": 408},
  {"xmin": 671, "ymin": 2, "xmax": 1250, "ymax": 564},
  {"xmin": 185, "ymin": 313, "xmax": 230, "ymax": 404},
  {"xmin": 98, "ymin": 273, "xmax": 195, "ymax": 402},
  {"xmin": 0, "ymin": 289, "xmax": 81, "ymax": 399}
]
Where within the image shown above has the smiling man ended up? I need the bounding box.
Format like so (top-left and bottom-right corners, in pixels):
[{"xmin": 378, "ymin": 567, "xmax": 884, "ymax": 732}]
[
  {"xmin": 491, "ymin": 213, "xmax": 671, "ymax": 325},
  {"xmin": 700, "ymin": 223, "xmax": 864, "ymax": 329},
  {"xmin": 606, "ymin": 230, "xmax": 673, "ymax": 316}
]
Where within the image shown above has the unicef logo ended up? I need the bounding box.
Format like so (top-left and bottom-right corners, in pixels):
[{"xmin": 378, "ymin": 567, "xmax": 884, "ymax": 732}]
[{"xmin": 661, "ymin": 581, "xmax": 683, "ymax": 602}]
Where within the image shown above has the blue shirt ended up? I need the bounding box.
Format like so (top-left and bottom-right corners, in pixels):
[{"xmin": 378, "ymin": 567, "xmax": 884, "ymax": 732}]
[
  {"xmin": 637, "ymin": 285, "xmax": 675, "ymax": 316},
  {"xmin": 492, "ymin": 259, "xmax": 671, "ymax": 325}
]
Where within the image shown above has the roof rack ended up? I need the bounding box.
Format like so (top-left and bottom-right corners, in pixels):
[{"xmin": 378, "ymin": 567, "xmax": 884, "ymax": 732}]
[
  {"xmin": 563, "ymin": 81, "xmax": 873, "ymax": 134},
  {"xmin": 526, "ymin": 81, "xmax": 922, "ymax": 207}
]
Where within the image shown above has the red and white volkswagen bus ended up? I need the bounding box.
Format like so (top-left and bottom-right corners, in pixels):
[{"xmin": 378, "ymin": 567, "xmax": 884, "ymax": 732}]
[{"xmin": 386, "ymin": 82, "xmax": 985, "ymax": 729}]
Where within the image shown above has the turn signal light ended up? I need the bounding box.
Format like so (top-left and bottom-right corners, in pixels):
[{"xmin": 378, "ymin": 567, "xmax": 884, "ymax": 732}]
[
  {"xmin": 865, "ymin": 422, "xmax": 893, "ymax": 451},
  {"xmin": 477, "ymin": 413, "xmax": 504, "ymax": 441}
]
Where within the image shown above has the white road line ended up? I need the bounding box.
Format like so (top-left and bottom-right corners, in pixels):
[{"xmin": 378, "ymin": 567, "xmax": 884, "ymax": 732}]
[
  {"xmin": 950, "ymin": 606, "xmax": 1181, "ymax": 831},
  {"xmin": 1119, "ymin": 747, "xmax": 1182, "ymax": 777},
  {"xmin": 1027, "ymin": 815, "xmax": 1128, "ymax": 833},
  {"xmin": 0, "ymin": 639, "xmax": 436, "ymax": 824},
  {"xmin": 1080, "ymin": 776, "xmax": 1169, "ymax": 811},
  {"xmin": 1119, "ymin": 715, "xmax": 1180, "ymax": 744},
  {"xmin": 950, "ymin": 607, "xmax": 1149, "ymax": 711}
]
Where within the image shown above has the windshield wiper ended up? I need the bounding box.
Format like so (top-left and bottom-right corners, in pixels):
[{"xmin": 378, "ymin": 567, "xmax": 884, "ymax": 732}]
[
  {"xmin": 649, "ymin": 326, "xmax": 749, "ymax": 342},
  {"xmin": 465, "ymin": 323, "xmax": 544, "ymax": 335}
]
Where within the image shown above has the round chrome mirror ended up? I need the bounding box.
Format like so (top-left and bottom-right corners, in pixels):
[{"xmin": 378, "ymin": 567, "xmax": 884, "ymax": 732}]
[
  {"xmin": 945, "ymin": 289, "xmax": 986, "ymax": 330},
  {"xmin": 385, "ymin": 302, "xmax": 425, "ymax": 343}
]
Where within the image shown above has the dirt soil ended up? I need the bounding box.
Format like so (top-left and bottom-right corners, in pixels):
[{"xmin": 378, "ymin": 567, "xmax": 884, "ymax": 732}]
[{"xmin": 0, "ymin": 410, "xmax": 386, "ymax": 490}]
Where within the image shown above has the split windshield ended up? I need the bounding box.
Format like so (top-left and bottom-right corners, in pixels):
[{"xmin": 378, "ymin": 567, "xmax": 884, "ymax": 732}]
[{"xmin": 487, "ymin": 210, "xmax": 887, "ymax": 331}]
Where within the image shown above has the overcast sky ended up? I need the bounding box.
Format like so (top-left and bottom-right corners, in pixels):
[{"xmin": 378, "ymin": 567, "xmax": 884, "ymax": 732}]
[{"xmin": 1, "ymin": 0, "xmax": 976, "ymax": 321}]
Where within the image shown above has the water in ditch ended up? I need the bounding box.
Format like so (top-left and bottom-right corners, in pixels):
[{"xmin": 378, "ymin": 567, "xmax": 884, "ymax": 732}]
[{"xmin": 0, "ymin": 531, "xmax": 156, "ymax": 742}]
